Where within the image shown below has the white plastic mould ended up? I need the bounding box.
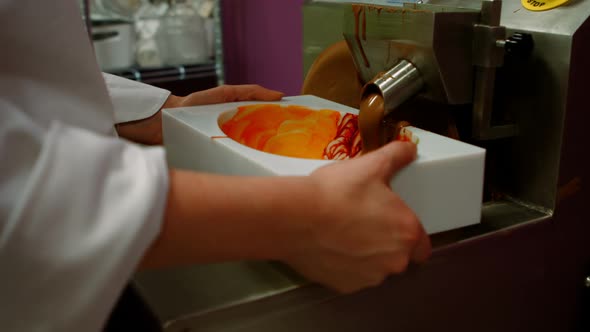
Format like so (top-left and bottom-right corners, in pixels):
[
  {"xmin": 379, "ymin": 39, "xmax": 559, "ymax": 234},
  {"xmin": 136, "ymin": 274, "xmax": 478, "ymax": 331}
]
[{"xmin": 162, "ymin": 95, "xmax": 485, "ymax": 234}]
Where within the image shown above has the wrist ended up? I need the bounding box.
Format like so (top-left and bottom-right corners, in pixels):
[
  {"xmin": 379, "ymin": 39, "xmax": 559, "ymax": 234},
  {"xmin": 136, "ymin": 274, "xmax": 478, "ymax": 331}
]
[
  {"xmin": 270, "ymin": 177, "xmax": 325, "ymax": 262},
  {"xmin": 162, "ymin": 94, "xmax": 183, "ymax": 109},
  {"xmin": 115, "ymin": 110, "xmax": 163, "ymax": 145}
]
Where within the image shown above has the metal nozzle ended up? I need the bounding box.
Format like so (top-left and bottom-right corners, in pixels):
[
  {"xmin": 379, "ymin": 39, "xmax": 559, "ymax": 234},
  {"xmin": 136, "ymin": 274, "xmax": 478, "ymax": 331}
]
[
  {"xmin": 358, "ymin": 60, "xmax": 424, "ymax": 152},
  {"xmin": 361, "ymin": 60, "xmax": 424, "ymax": 116}
]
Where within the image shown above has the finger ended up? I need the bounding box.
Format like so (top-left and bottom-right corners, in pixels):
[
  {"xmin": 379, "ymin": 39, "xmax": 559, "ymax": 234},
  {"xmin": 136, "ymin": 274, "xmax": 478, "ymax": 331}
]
[
  {"xmin": 182, "ymin": 85, "xmax": 284, "ymax": 106},
  {"xmin": 226, "ymin": 84, "xmax": 285, "ymax": 102},
  {"xmin": 207, "ymin": 85, "xmax": 284, "ymax": 103},
  {"xmin": 410, "ymin": 226, "xmax": 432, "ymax": 263},
  {"xmin": 362, "ymin": 141, "xmax": 417, "ymax": 182},
  {"xmin": 363, "ymin": 252, "xmax": 410, "ymax": 275}
]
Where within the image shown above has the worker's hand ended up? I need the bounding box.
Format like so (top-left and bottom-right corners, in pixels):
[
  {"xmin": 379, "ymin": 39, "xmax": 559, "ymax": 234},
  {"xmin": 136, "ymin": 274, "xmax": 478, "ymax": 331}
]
[
  {"xmin": 163, "ymin": 84, "xmax": 284, "ymax": 108},
  {"xmin": 116, "ymin": 84, "xmax": 284, "ymax": 145},
  {"xmin": 285, "ymin": 141, "xmax": 431, "ymax": 294}
]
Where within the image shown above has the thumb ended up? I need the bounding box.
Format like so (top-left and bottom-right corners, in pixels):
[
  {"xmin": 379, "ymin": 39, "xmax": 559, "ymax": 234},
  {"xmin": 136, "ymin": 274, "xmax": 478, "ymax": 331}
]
[{"xmin": 363, "ymin": 141, "xmax": 417, "ymax": 182}]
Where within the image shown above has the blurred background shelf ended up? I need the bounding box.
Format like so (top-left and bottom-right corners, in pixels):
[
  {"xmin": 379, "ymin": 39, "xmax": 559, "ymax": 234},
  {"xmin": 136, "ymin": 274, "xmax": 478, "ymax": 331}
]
[{"xmin": 81, "ymin": 0, "xmax": 222, "ymax": 96}]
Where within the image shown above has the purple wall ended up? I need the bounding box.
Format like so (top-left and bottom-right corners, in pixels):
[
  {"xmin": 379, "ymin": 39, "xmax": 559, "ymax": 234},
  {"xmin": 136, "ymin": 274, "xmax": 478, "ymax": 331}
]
[{"xmin": 221, "ymin": 0, "xmax": 305, "ymax": 96}]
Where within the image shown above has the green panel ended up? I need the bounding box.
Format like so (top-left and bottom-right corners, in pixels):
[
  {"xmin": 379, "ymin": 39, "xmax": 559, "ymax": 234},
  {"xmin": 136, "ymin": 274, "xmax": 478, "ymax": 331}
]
[
  {"xmin": 302, "ymin": 3, "xmax": 349, "ymax": 79},
  {"xmin": 301, "ymin": 1, "xmax": 477, "ymax": 80}
]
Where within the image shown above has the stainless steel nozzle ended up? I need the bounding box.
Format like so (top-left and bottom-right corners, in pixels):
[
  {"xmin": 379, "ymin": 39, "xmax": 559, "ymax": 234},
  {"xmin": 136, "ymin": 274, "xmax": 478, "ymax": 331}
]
[{"xmin": 361, "ymin": 60, "xmax": 424, "ymax": 116}]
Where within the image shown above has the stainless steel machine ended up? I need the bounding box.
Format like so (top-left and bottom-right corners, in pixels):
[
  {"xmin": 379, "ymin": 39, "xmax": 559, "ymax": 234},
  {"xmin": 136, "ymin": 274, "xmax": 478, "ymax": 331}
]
[
  {"xmin": 126, "ymin": 1, "xmax": 590, "ymax": 331},
  {"xmin": 305, "ymin": 0, "xmax": 583, "ymax": 215}
]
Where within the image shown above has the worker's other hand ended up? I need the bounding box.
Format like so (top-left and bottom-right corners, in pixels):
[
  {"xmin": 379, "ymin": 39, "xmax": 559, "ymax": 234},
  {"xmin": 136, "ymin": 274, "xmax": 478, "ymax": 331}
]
[
  {"xmin": 285, "ymin": 141, "xmax": 431, "ymax": 294},
  {"xmin": 163, "ymin": 84, "xmax": 284, "ymax": 108},
  {"xmin": 116, "ymin": 85, "xmax": 284, "ymax": 145}
]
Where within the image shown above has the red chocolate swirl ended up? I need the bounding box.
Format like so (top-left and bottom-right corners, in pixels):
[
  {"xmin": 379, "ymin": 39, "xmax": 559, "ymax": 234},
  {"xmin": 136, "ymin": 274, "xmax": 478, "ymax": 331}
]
[{"xmin": 323, "ymin": 113, "xmax": 362, "ymax": 160}]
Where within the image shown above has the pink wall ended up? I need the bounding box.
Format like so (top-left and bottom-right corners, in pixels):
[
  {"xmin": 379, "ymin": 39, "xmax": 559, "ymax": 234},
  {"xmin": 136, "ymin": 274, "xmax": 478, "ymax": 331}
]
[{"xmin": 221, "ymin": 0, "xmax": 305, "ymax": 96}]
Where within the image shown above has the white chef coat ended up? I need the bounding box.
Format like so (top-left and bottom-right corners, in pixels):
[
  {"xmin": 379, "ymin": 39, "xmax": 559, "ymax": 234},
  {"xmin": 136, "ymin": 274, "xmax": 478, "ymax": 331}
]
[{"xmin": 0, "ymin": 0, "xmax": 172, "ymax": 331}]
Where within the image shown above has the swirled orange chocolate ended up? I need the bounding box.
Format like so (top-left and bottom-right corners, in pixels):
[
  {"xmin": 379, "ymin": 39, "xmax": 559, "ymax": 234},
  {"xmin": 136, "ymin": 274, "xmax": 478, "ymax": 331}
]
[{"xmin": 220, "ymin": 104, "xmax": 351, "ymax": 160}]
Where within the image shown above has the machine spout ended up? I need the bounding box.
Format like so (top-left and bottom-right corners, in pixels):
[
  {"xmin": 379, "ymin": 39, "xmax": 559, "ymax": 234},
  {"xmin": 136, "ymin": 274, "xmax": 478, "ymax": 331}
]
[{"xmin": 359, "ymin": 60, "xmax": 424, "ymax": 152}]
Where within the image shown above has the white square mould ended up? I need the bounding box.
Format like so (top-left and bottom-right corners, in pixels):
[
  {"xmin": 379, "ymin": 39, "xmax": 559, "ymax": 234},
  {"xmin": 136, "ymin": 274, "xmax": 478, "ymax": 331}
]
[{"xmin": 162, "ymin": 95, "xmax": 485, "ymax": 234}]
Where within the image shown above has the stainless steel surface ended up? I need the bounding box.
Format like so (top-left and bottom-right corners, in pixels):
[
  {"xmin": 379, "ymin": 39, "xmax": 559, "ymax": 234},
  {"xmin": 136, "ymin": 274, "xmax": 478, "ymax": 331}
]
[
  {"xmin": 489, "ymin": 0, "xmax": 590, "ymax": 209},
  {"xmin": 134, "ymin": 199, "xmax": 550, "ymax": 331},
  {"xmin": 362, "ymin": 59, "xmax": 424, "ymax": 114},
  {"xmin": 134, "ymin": 262, "xmax": 304, "ymax": 324}
]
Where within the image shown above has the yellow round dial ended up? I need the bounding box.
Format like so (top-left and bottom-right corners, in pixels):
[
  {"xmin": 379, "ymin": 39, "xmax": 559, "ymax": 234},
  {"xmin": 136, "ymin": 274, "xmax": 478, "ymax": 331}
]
[{"xmin": 522, "ymin": 0, "xmax": 570, "ymax": 11}]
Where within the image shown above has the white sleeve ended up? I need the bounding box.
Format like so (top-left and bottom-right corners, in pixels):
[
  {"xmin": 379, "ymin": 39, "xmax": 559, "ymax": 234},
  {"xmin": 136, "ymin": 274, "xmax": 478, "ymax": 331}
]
[
  {"xmin": 0, "ymin": 110, "xmax": 169, "ymax": 331},
  {"xmin": 103, "ymin": 73, "xmax": 171, "ymax": 124}
]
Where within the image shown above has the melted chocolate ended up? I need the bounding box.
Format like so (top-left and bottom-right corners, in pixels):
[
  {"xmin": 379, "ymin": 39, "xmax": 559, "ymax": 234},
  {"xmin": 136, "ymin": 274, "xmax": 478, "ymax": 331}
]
[{"xmin": 358, "ymin": 93, "xmax": 385, "ymax": 152}]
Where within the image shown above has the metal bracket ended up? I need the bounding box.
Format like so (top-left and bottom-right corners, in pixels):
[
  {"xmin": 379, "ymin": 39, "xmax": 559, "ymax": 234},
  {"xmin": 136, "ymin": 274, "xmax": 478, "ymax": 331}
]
[{"xmin": 472, "ymin": 0, "xmax": 519, "ymax": 140}]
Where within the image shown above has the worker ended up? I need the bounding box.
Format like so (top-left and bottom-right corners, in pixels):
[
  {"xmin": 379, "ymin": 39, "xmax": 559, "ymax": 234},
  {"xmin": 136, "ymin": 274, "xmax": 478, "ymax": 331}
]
[{"xmin": 0, "ymin": 0, "xmax": 431, "ymax": 331}]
